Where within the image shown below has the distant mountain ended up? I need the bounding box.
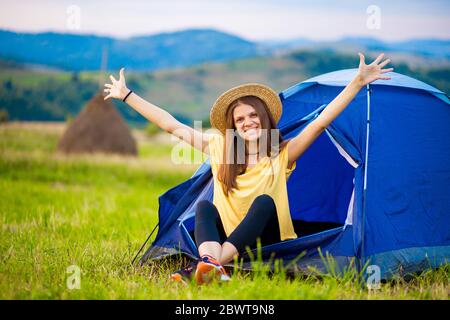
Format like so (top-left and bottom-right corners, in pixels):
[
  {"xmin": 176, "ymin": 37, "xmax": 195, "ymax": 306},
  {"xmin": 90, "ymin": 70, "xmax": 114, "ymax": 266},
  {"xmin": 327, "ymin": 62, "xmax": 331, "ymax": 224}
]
[
  {"xmin": 1, "ymin": 28, "xmax": 449, "ymax": 72},
  {"xmin": 337, "ymin": 37, "xmax": 450, "ymax": 59},
  {"xmin": 262, "ymin": 36, "xmax": 450, "ymax": 59},
  {"xmin": 0, "ymin": 28, "xmax": 269, "ymax": 71},
  {"xmin": 259, "ymin": 37, "xmax": 314, "ymax": 50},
  {"xmin": 385, "ymin": 39, "xmax": 450, "ymax": 58}
]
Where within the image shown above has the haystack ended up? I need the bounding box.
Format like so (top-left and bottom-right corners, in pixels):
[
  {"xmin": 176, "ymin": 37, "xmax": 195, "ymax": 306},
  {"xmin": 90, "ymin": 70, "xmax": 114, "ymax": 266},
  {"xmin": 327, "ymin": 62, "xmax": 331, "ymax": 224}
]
[{"xmin": 57, "ymin": 91, "xmax": 137, "ymax": 155}]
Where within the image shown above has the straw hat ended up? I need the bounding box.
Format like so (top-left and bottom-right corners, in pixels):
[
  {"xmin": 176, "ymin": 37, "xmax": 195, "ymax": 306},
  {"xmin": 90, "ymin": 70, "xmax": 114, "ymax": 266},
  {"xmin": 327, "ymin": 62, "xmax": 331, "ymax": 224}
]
[{"xmin": 210, "ymin": 83, "xmax": 282, "ymax": 135}]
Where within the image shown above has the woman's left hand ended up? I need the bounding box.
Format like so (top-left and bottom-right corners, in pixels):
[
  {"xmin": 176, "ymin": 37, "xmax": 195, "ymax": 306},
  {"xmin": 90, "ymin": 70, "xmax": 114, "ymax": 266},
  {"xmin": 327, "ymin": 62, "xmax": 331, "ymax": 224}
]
[{"xmin": 356, "ymin": 52, "xmax": 394, "ymax": 86}]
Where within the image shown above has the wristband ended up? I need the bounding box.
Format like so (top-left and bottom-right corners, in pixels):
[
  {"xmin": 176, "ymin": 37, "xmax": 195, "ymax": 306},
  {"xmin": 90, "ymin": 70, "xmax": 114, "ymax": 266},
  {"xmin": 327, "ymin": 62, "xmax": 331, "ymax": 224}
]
[{"xmin": 122, "ymin": 89, "xmax": 133, "ymax": 102}]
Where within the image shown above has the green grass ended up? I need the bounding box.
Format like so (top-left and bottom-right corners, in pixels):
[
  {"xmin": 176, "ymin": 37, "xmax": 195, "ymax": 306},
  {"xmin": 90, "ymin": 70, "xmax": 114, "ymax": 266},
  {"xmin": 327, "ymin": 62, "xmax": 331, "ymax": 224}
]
[{"xmin": 0, "ymin": 123, "xmax": 448, "ymax": 299}]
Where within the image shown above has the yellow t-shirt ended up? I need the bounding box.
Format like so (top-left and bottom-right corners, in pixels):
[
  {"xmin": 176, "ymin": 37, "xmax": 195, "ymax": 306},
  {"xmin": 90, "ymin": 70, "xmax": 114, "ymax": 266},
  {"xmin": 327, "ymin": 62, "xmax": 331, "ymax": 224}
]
[{"xmin": 207, "ymin": 133, "xmax": 298, "ymax": 241}]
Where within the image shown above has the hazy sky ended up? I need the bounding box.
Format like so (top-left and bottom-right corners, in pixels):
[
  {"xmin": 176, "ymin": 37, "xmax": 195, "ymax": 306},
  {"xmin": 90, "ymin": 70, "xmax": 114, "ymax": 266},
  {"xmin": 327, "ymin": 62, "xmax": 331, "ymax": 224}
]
[{"xmin": 0, "ymin": 0, "xmax": 449, "ymax": 41}]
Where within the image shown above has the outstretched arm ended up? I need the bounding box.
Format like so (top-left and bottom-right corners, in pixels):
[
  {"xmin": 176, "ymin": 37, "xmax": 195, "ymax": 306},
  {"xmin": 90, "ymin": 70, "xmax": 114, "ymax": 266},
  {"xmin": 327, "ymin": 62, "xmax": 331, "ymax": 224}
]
[
  {"xmin": 104, "ymin": 68, "xmax": 209, "ymax": 153},
  {"xmin": 287, "ymin": 53, "xmax": 393, "ymax": 168}
]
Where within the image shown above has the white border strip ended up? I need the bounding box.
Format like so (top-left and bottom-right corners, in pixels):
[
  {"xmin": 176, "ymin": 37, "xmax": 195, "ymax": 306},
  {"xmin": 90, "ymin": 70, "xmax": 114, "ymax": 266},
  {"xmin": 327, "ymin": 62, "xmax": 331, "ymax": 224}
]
[
  {"xmin": 345, "ymin": 182, "xmax": 355, "ymax": 227},
  {"xmin": 324, "ymin": 129, "xmax": 358, "ymax": 168},
  {"xmin": 323, "ymin": 129, "xmax": 357, "ymax": 226},
  {"xmin": 364, "ymin": 84, "xmax": 371, "ymax": 191}
]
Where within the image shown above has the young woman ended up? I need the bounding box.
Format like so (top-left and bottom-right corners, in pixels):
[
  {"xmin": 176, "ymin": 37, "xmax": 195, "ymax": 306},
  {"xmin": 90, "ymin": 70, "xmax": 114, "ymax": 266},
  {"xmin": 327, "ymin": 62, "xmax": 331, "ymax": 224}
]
[{"xmin": 104, "ymin": 52, "xmax": 392, "ymax": 284}]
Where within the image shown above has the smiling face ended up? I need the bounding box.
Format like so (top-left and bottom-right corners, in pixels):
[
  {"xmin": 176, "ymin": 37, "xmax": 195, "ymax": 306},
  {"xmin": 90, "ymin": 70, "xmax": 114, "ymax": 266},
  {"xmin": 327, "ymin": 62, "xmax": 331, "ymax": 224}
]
[
  {"xmin": 219, "ymin": 95, "xmax": 287, "ymax": 195},
  {"xmin": 232, "ymin": 103, "xmax": 262, "ymax": 142}
]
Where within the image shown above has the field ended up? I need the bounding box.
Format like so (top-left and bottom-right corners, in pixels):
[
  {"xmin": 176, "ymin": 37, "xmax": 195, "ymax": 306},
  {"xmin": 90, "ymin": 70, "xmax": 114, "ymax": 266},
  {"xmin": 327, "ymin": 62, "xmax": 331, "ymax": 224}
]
[{"xmin": 0, "ymin": 122, "xmax": 448, "ymax": 299}]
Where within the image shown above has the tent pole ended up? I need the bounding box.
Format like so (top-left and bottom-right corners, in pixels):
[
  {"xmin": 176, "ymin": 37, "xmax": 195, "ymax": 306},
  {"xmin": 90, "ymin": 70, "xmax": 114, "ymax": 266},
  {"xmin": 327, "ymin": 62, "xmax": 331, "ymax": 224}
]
[
  {"xmin": 360, "ymin": 84, "xmax": 371, "ymax": 279},
  {"xmin": 131, "ymin": 222, "xmax": 159, "ymax": 266}
]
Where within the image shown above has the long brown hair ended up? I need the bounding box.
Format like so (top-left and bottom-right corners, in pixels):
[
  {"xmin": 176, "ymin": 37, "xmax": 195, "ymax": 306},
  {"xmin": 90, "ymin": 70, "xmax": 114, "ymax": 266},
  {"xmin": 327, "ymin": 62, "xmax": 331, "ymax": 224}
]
[{"xmin": 217, "ymin": 95, "xmax": 288, "ymax": 195}]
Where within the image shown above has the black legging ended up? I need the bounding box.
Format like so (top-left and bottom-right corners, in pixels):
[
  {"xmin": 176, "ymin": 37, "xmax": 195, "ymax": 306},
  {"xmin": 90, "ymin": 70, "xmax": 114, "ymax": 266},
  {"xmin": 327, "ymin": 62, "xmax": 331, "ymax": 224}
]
[{"xmin": 194, "ymin": 194, "xmax": 281, "ymax": 254}]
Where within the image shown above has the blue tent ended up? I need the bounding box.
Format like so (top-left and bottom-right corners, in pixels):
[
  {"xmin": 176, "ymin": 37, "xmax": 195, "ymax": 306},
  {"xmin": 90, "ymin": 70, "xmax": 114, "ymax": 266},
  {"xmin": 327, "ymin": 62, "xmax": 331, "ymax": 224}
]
[{"xmin": 139, "ymin": 69, "xmax": 450, "ymax": 280}]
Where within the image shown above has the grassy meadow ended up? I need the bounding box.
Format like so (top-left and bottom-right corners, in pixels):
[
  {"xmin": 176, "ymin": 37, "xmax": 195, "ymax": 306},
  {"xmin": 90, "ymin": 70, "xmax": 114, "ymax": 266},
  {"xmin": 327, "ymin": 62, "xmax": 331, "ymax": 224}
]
[{"xmin": 0, "ymin": 122, "xmax": 448, "ymax": 300}]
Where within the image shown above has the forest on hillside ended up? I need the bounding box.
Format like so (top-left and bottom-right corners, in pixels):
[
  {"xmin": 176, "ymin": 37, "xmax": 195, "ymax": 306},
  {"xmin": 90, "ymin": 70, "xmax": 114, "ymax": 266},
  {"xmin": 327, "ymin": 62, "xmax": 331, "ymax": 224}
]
[{"xmin": 1, "ymin": 50, "xmax": 449, "ymax": 128}]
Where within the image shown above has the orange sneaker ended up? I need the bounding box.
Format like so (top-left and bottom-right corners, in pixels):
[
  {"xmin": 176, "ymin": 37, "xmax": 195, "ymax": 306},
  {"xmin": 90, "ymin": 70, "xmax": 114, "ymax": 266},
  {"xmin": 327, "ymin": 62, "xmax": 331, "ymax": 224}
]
[
  {"xmin": 194, "ymin": 254, "xmax": 230, "ymax": 285},
  {"xmin": 169, "ymin": 262, "xmax": 196, "ymax": 285}
]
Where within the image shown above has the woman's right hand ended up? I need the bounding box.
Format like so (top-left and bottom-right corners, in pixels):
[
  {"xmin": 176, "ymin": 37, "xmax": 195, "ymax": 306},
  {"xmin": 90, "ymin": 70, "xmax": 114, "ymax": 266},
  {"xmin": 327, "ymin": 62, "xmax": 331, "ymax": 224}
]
[{"xmin": 104, "ymin": 67, "xmax": 129, "ymax": 101}]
